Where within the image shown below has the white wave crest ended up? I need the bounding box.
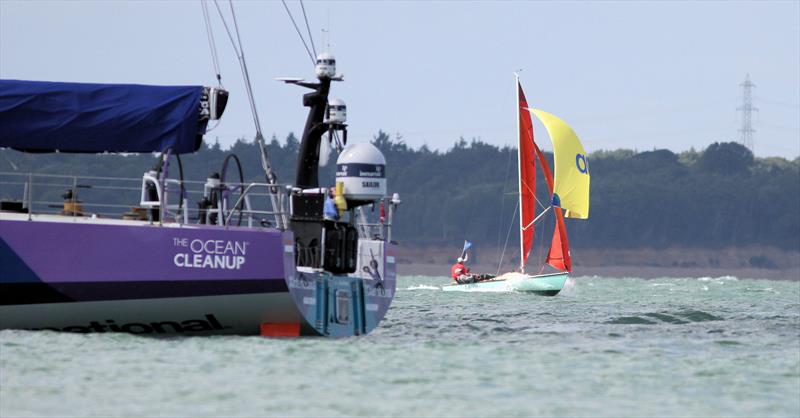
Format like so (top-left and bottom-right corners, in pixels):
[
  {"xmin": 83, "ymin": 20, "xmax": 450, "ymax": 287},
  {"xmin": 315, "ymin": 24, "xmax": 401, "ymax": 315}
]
[
  {"xmin": 559, "ymin": 277, "xmax": 578, "ymax": 296},
  {"xmin": 697, "ymin": 275, "xmax": 739, "ymax": 283},
  {"xmin": 405, "ymin": 284, "xmax": 442, "ymax": 291}
]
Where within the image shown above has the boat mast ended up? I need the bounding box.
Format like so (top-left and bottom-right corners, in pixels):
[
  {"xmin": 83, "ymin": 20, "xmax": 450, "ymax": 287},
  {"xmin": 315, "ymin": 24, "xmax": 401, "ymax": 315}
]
[
  {"xmin": 294, "ymin": 77, "xmax": 332, "ymax": 188},
  {"xmin": 515, "ymin": 73, "xmax": 525, "ymax": 274}
]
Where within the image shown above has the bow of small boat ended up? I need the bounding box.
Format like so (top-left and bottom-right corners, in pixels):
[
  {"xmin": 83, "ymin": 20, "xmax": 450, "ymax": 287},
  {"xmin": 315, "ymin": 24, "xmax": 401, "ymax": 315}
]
[{"xmin": 509, "ymin": 272, "xmax": 568, "ymax": 295}]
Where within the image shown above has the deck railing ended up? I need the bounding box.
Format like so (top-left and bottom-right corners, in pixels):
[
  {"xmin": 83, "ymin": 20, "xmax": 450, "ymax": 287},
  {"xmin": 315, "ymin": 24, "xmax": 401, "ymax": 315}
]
[
  {"xmin": 0, "ymin": 171, "xmax": 398, "ymax": 241},
  {"xmin": 0, "ymin": 171, "xmax": 290, "ymax": 229}
]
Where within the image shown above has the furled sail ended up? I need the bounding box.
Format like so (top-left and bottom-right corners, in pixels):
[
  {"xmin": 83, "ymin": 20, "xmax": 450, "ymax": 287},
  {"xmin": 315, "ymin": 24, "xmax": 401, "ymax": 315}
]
[
  {"xmin": 529, "ymin": 109, "xmax": 590, "ymax": 219},
  {"xmin": 517, "ymin": 81, "xmax": 537, "ymax": 271},
  {"xmin": 0, "ymin": 79, "xmax": 210, "ymax": 154}
]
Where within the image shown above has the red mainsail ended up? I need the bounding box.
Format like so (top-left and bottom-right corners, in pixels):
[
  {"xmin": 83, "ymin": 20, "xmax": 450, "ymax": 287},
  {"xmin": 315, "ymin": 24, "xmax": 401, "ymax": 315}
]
[
  {"xmin": 533, "ymin": 141, "xmax": 572, "ymax": 272},
  {"xmin": 517, "ymin": 82, "xmax": 537, "ymax": 271}
]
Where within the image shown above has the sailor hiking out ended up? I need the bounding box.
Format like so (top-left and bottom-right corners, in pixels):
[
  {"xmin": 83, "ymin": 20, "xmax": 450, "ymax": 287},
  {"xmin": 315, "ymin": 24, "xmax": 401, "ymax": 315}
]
[
  {"xmin": 449, "ymin": 241, "xmax": 493, "ymax": 284},
  {"xmin": 450, "ymin": 256, "xmax": 471, "ymax": 283}
]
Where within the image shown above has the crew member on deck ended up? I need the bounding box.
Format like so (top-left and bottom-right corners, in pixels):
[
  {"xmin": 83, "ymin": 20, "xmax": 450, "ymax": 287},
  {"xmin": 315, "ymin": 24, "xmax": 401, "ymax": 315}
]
[
  {"xmin": 323, "ymin": 187, "xmax": 339, "ymax": 221},
  {"xmin": 450, "ymin": 256, "xmax": 470, "ymax": 283}
]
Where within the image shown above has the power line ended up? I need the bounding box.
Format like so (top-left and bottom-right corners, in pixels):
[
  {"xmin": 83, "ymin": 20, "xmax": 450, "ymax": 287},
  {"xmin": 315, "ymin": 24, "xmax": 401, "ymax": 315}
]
[{"xmin": 754, "ymin": 96, "xmax": 800, "ymax": 109}]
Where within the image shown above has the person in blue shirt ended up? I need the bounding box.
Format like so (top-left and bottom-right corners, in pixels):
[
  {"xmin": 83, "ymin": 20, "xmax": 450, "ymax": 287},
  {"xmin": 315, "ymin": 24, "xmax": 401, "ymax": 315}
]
[{"xmin": 323, "ymin": 187, "xmax": 339, "ymax": 221}]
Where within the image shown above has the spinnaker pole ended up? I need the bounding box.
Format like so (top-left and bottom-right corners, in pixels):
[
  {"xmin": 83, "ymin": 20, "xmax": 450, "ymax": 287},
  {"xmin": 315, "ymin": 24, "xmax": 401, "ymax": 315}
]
[{"xmin": 523, "ymin": 205, "xmax": 552, "ymax": 231}]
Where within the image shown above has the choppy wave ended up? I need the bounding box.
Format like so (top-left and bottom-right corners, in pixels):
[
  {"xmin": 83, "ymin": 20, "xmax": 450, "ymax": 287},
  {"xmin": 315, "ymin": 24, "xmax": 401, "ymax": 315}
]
[
  {"xmin": 2, "ymin": 275, "xmax": 798, "ymax": 418},
  {"xmin": 743, "ymin": 286, "xmax": 781, "ymax": 294},
  {"xmin": 606, "ymin": 310, "xmax": 723, "ymax": 325}
]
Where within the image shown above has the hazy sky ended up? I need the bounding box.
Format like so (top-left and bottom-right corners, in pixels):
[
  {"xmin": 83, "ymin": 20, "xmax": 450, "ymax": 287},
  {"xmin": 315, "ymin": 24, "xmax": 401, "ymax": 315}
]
[{"xmin": 2, "ymin": 1, "xmax": 798, "ymax": 158}]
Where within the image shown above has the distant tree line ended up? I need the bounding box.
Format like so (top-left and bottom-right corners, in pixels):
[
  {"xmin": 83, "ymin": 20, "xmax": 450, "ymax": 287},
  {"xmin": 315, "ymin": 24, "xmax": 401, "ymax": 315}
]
[{"xmin": 1, "ymin": 134, "xmax": 798, "ymax": 251}]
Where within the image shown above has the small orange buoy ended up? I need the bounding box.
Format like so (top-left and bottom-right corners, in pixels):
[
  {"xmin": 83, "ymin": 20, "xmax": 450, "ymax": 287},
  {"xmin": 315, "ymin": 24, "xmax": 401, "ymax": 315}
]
[{"xmin": 260, "ymin": 323, "xmax": 301, "ymax": 337}]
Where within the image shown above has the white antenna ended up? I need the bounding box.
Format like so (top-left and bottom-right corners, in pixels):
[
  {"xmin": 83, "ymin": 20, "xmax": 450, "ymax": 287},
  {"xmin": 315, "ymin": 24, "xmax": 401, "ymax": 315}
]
[
  {"xmin": 321, "ymin": 28, "xmax": 329, "ymax": 52},
  {"xmin": 322, "ymin": 10, "xmax": 331, "ymax": 52}
]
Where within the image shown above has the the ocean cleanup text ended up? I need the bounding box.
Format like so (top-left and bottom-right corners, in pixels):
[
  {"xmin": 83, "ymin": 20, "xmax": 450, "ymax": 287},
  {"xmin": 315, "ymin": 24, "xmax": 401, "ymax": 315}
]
[{"xmin": 172, "ymin": 238, "xmax": 249, "ymax": 270}]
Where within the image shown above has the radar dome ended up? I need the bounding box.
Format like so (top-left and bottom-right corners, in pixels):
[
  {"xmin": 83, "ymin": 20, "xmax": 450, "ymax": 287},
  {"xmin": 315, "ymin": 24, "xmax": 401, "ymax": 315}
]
[
  {"xmin": 315, "ymin": 52, "xmax": 336, "ymax": 79},
  {"xmin": 336, "ymin": 143, "xmax": 386, "ymax": 202},
  {"xmin": 326, "ymin": 98, "xmax": 347, "ymax": 124}
]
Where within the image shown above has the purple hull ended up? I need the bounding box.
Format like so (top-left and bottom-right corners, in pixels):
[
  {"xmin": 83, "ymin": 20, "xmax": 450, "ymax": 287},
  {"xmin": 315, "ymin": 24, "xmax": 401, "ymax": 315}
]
[
  {"xmin": 0, "ymin": 216, "xmax": 301, "ymax": 335},
  {"xmin": 1, "ymin": 219, "xmax": 288, "ymax": 282},
  {"xmin": 1, "ymin": 218, "xmax": 291, "ymax": 301},
  {"xmin": 0, "ymin": 216, "xmax": 395, "ymax": 336}
]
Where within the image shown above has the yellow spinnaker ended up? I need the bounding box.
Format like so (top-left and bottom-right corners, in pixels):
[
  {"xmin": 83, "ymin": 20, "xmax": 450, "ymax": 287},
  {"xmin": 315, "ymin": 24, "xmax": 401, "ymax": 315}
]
[{"xmin": 530, "ymin": 109, "xmax": 590, "ymax": 219}]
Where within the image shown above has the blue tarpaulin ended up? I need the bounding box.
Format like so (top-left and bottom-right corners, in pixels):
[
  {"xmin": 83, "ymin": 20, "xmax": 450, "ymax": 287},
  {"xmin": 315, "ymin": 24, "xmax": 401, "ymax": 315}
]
[{"xmin": 0, "ymin": 79, "xmax": 207, "ymax": 154}]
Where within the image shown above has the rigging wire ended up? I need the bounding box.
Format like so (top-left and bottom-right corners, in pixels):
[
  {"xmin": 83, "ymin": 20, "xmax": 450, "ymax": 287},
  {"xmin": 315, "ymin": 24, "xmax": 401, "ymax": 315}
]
[
  {"xmin": 212, "ymin": 1, "xmax": 241, "ymax": 58},
  {"xmin": 494, "ymin": 147, "xmax": 514, "ymax": 262},
  {"xmin": 534, "ymin": 209, "xmax": 552, "ymax": 274},
  {"xmin": 331, "ymin": 130, "xmax": 345, "ymax": 152},
  {"xmin": 496, "ymin": 201, "xmax": 519, "ymax": 276},
  {"xmin": 201, "ymin": 1, "xmax": 223, "ymax": 133},
  {"xmin": 210, "ymin": 0, "xmax": 282, "ymax": 228},
  {"xmin": 225, "ymin": 0, "xmax": 263, "ymax": 136},
  {"xmin": 299, "ymin": 0, "xmax": 317, "ymax": 58},
  {"xmin": 493, "ymin": 145, "xmax": 547, "ymax": 274},
  {"xmin": 281, "ymin": 0, "xmax": 316, "ymax": 66},
  {"xmin": 201, "ymin": 0, "xmax": 223, "ymax": 88},
  {"xmin": 533, "ymin": 192, "xmax": 546, "ymax": 210}
]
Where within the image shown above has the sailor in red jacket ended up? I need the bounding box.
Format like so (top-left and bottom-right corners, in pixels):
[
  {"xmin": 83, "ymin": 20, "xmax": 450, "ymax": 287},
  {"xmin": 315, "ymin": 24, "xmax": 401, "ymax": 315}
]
[{"xmin": 450, "ymin": 256, "xmax": 471, "ymax": 283}]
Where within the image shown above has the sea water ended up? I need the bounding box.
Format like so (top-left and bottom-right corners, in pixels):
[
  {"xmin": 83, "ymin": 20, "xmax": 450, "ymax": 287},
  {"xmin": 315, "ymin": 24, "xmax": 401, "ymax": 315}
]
[{"xmin": 1, "ymin": 276, "xmax": 798, "ymax": 417}]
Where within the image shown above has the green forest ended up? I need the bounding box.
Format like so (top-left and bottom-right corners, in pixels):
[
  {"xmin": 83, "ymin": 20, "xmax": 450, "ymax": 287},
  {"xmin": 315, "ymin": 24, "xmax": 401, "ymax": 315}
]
[{"xmin": 1, "ymin": 134, "xmax": 798, "ymax": 252}]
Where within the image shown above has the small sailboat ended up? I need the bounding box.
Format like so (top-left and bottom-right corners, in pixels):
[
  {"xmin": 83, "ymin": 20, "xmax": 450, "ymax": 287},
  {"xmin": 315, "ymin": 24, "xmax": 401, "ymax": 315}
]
[{"xmin": 443, "ymin": 76, "xmax": 590, "ymax": 295}]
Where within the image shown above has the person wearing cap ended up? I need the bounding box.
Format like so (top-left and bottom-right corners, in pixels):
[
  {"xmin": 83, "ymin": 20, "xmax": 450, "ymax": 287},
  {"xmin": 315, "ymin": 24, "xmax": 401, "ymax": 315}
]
[
  {"xmin": 450, "ymin": 253, "xmax": 495, "ymax": 284},
  {"xmin": 450, "ymin": 255, "xmax": 471, "ymax": 283}
]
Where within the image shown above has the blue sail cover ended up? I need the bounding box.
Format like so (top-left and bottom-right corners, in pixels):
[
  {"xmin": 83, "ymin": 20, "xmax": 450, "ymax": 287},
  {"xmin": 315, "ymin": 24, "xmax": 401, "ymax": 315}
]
[{"xmin": 0, "ymin": 79, "xmax": 207, "ymax": 154}]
